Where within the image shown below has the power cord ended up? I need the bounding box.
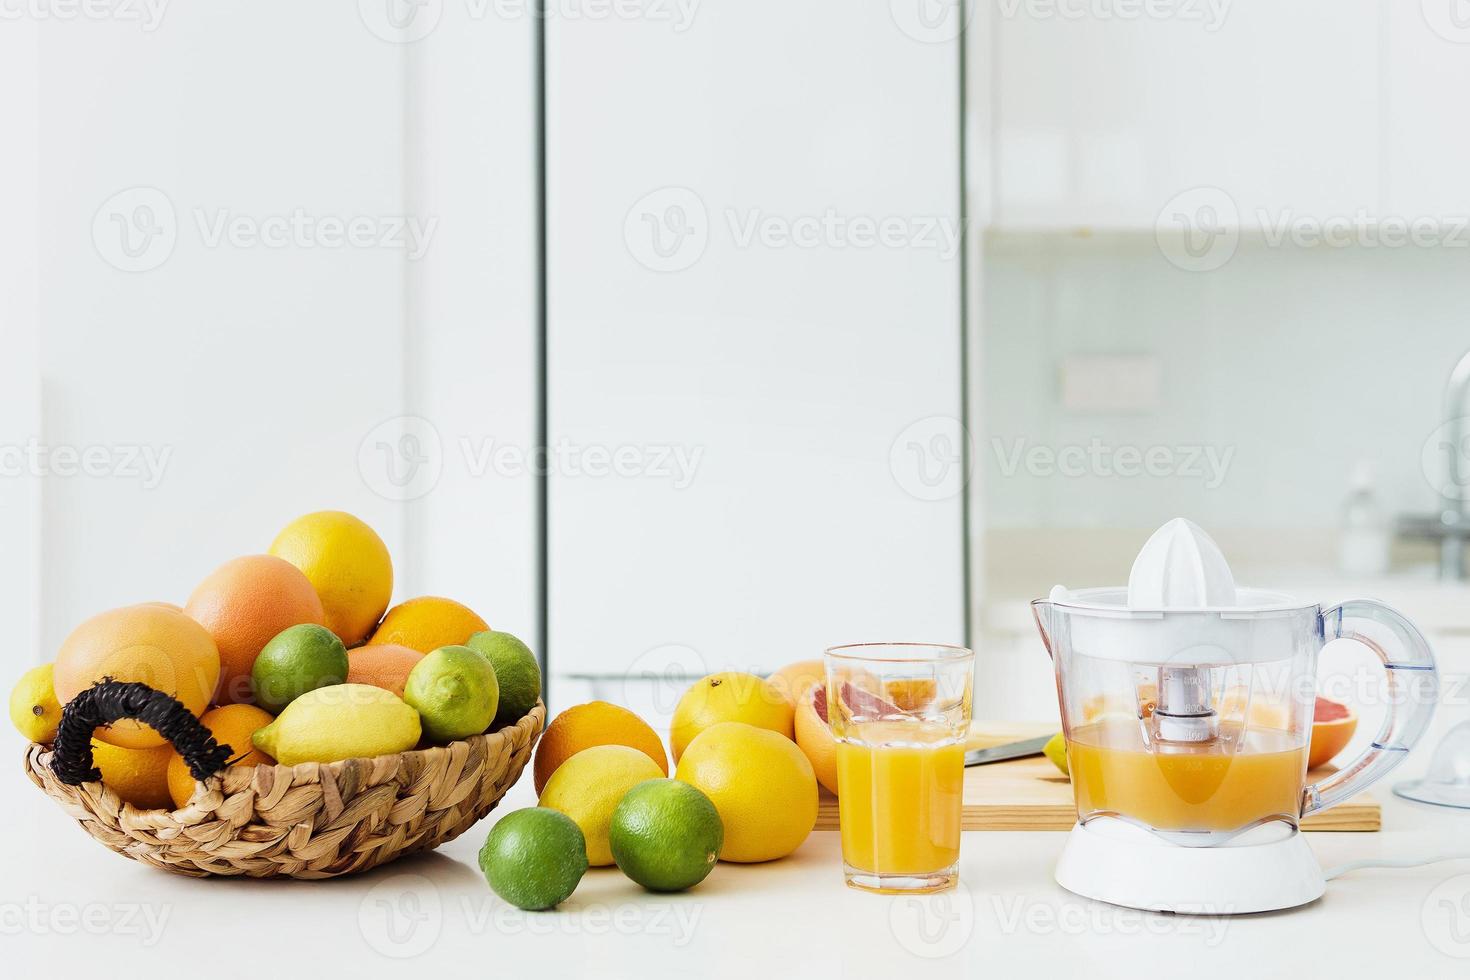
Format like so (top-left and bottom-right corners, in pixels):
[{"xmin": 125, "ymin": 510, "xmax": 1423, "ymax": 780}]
[{"xmin": 1324, "ymin": 853, "xmax": 1470, "ymax": 881}]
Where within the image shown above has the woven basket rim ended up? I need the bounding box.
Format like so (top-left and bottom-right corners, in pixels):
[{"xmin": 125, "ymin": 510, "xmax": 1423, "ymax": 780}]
[{"xmin": 26, "ymin": 699, "xmax": 546, "ymax": 819}]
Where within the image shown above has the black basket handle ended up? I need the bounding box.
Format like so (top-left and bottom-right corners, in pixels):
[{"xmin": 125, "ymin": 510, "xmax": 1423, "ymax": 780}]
[{"xmin": 50, "ymin": 679, "xmax": 235, "ymax": 787}]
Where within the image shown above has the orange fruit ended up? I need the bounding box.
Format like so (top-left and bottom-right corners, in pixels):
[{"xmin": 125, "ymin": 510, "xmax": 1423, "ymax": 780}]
[
  {"xmin": 793, "ymin": 684, "xmax": 839, "ymax": 795},
  {"xmin": 90, "ymin": 739, "xmax": 175, "ymax": 809},
  {"xmin": 670, "ymin": 672, "xmax": 794, "ymax": 762},
  {"xmin": 675, "ymin": 721, "xmax": 817, "ymax": 863},
  {"xmin": 533, "ymin": 701, "xmax": 668, "ymax": 795},
  {"xmin": 165, "ymin": 703, "xmax": 275, "ymax": 809},
  {"xmin": 768, "ymin": 659, "xmax": 825, "ymax": 707},
  {"xmin": 54, "ymin": 604, "xmax": 220, "ymax": 749},
  {"xmin": 269, "ymin": 511, "xmax": 394, "ymax": 646},
  {"xmin": 184, "ymin": 555, "xmax": 325, "ymax": 705},
  {"xmin": 366, "ymin": 596, "xmax": 489, "ymax": 654},
  {"xmin": 345, "ymin": 643, "xmax": 424, "ymax": 699},
  {"xmin": 1308, "ymin": 696, "xmax": 1358, "ymax": 769}
]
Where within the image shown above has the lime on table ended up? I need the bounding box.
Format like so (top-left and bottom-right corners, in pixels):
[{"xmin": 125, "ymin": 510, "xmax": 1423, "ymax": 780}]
[
  {"xmin": 250, "ymin": 624, "xmax": 349, "ymax": 713},
  {"xmin": 404, "ymin": 644, "xmax": 499, "ymax": 743},
  {"xmin": 465, "ymin": 630, "xmax": 542, "ymax": 728},
  {"xmin": 610, "ymin": 779, "xmax": 723, "ymax": 892},
  {"xmin": 479, "ymin": 807, "xmax": 588, "ymax": 911}
]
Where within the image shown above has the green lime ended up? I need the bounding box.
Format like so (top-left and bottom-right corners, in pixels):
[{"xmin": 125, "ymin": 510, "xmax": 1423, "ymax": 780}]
[
  {"xmin": 403, "ymin": 644, "xmax": 499, "ymax": 743},
  {"xmin": 479, "ymin": 807, "xmax": 588, "ymax": 910},
  {"xmin": 250, "ymin": 623, "xmax": 349, "ymax": 713},
  {"xmin": 465, "ymin": 630, "xmax": 541, "ymax": 728},
  {"xmin": 609, "ymin": 779, "xmax": 723, "ymax": 892}
]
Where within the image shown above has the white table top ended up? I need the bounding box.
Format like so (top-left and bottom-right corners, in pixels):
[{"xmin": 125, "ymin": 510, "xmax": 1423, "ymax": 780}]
[{"xmin": 7, "ymin": 771, "xmax": 1470, "ymax": 979}]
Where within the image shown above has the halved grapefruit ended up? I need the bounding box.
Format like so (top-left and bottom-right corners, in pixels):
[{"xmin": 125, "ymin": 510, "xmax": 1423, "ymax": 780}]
[
  {"xmin": 1308, "ymin": 696, "xmax": 1357, "ymax": 769},
  {"xmin": 794, "ymin": 684, "xmax": 840, "ymax": 795},
  {"xmin": 768, "ymin": 659, "xmax": 825, "ymax": 707}
]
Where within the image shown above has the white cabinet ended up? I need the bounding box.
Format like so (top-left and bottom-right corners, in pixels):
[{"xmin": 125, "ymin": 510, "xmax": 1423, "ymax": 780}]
[
  {"xmin": 1382, "ymin": 3, "xmax": 1470, "ymax": 219},
  {"xmin": 546, "ymin": 3, "xmax": 967, "ymax": 684},
  {"xmin": 989, "ymin": 0, "xmax": 1381, "ymax": 228}
]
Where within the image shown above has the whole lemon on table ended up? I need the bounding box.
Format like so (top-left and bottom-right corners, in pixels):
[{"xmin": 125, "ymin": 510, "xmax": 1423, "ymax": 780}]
[
  {"xmin": 91, "ymin": 739, "xmax": 175, "ymax": 810},
  {"xmin": 675, "ymin": 721, "xmax": 817, "ymax": 863},
  {"xmin": 53, "ymin": 604, "xmax": 220, "ymax": 749},
  {"xmin": 184, "ymin": 554, "xmax": 325, "ymax": 705},
  {"xmin": 533, "ymin": 701, "xmax": 668, "ymax": 794},
  {"xmin": 538, "ymin": 744, "xmax": 666, "ymax": 866},
  {"xmin": 464, "ymin": 630, "xmax": 541, "ymax": 728},
  {"xmin": 10, "ymin": 663, "xmax": 62, "ymax": 743},
  {"xmin": 249, "ymin": 623, "xmax": 349, "ymax": 713},
  {"xmin": 403, "ymin": 645, "xmax": 499, "ymax": 743},
  {"xmin": 253, "ymin": 684, "xmax": 421, "ymax": 765},
  {"xmin": 268, "ymin": 511, "xmax": 393, "ymax": 647},
  {"xmin": 166, "ymin": 704, "xmax": 276, "ymax": 809},
  {"xmin": 345, "ymin": 643, "xmax": 424, "ymax": 699},
  {"xmin": 367, "ymin": 596, "xmax": 489, "ymax": 654},
  {"xmin": 670, "ymin": 672, "xmax": 794, "ymax": 762}
]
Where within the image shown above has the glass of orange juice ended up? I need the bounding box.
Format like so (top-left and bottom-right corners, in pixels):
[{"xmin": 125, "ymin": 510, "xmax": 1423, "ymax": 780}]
[{"xmin": 824, "ymin": 642, "xmax": 974, "ymax": 894}]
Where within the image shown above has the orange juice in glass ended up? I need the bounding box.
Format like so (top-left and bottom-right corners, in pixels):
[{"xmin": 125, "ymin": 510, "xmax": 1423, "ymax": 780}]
[{"xmin": 825, "ymin": 643, "xmax": 974, "ymax": 894}]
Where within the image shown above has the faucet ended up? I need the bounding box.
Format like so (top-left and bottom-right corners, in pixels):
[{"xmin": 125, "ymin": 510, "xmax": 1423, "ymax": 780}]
[{"xmin": 1399, "ymin": 349, "xmax": 1470, "ymax": 579}]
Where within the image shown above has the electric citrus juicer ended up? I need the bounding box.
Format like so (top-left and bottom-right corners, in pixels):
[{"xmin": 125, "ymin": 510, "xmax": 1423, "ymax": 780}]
[{"xmin": 1032, "ymin": 519, "xmax": 1440, "ymax": 914}]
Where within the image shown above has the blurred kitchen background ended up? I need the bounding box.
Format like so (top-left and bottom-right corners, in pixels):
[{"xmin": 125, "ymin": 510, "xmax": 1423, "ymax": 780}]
[{"xmin": 3, "ymin": 2, "xmax": 1469, "ymax": 777}]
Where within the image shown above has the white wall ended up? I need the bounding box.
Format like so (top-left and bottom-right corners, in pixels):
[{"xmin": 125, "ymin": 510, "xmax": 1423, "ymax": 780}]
[{"xmin": 10, "ymin": 5, "xmax": 538, "ymax": 666}]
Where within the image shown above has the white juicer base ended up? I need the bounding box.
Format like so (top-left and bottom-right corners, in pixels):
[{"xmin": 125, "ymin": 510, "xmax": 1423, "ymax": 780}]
[{"xmin": 1055, "ymin": 821, "xmax": 1326, "ymax": 914}]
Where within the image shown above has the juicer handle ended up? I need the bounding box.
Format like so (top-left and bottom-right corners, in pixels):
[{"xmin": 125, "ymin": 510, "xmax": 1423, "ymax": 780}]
[{"xmin": 1302, "ymin": 599, "xmax": 1439, "ymax": 818}]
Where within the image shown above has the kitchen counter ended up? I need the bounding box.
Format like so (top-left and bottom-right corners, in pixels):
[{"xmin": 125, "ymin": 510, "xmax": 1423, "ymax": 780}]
[{"xmin": 7, "ymin": 772, "xmax": 1470, "ymax": 979}]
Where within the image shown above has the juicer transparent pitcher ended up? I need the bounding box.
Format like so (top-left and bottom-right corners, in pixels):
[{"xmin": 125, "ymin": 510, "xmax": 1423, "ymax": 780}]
[{"xmin": 1033, "ymin": 588, "xmax": 1438, "ymax": 845}]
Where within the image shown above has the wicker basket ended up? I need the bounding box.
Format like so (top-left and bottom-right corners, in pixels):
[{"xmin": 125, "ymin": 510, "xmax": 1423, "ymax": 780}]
[{"xmin": 24, "ymin": 680, "xmax": 544, "ymax": 879}]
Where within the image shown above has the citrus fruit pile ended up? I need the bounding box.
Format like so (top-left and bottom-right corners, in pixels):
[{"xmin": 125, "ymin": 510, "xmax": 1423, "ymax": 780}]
[
  {"xmin": 481, "ymin": 661, "xmax": 828, "ymax": 910},
  {"xmin": 8, "ymin": 510, "xmax": 541, "ymax": 811}
]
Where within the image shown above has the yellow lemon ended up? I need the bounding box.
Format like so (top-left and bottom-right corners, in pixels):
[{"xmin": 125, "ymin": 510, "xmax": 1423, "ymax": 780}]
[
  {"xmin": 166, "ymin": 704, "xmax": 276, "ymax": 809},
  {"xmin": 91, "ymin": 739, "xmax": 174, "ymax": 810},
  {"xmin": 538, "ymin": 744, "xmax": 665, "ymax": 866},
  {"xmin": 670, "ymin": 672, "xmax": 793, "ymax": 762},
  {"xmin": 269, "ymin": 511, "xmax": 394, "ymax": 646},
  {"xmin": 253, "ymin": 684, "xmax": 420, "ymax": 765},
  {"xmin": 675, "ymin": 721, "xmax": 817, "ymax": 863},
  {"xmin": 10, "ymin": 663, "xmax": 62, "ymax": 743},
  {"xmin": 366, "ymin": 596, "xmax": 489, "ymax": 654}
]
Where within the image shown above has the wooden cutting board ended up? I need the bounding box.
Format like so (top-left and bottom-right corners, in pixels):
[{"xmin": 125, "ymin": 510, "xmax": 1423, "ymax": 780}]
[{"xmin": 813, "ymin": 723, "xmax": 1380, "ymax": 833}]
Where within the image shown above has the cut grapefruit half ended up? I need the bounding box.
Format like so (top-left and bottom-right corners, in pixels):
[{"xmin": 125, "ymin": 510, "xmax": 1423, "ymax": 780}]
[
  {"xmin": 1308, "ymin": 696, "xmax": 1357, "ymax": 769},
  {"xmin": 794, "ymin": 684, "xmax": 839, "ymax": 795}
]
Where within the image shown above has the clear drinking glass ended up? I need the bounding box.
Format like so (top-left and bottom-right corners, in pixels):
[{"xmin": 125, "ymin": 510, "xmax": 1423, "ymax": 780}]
[{"xmin": 824, "ymin": 642, "xmax": 975, "ymax": 894}]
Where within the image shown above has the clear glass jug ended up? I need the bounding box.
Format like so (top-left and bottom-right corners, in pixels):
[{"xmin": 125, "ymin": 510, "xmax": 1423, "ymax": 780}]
[{"xmin": 1033, "ymin": 588, "xmax": 1438, "ymax": 845}]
